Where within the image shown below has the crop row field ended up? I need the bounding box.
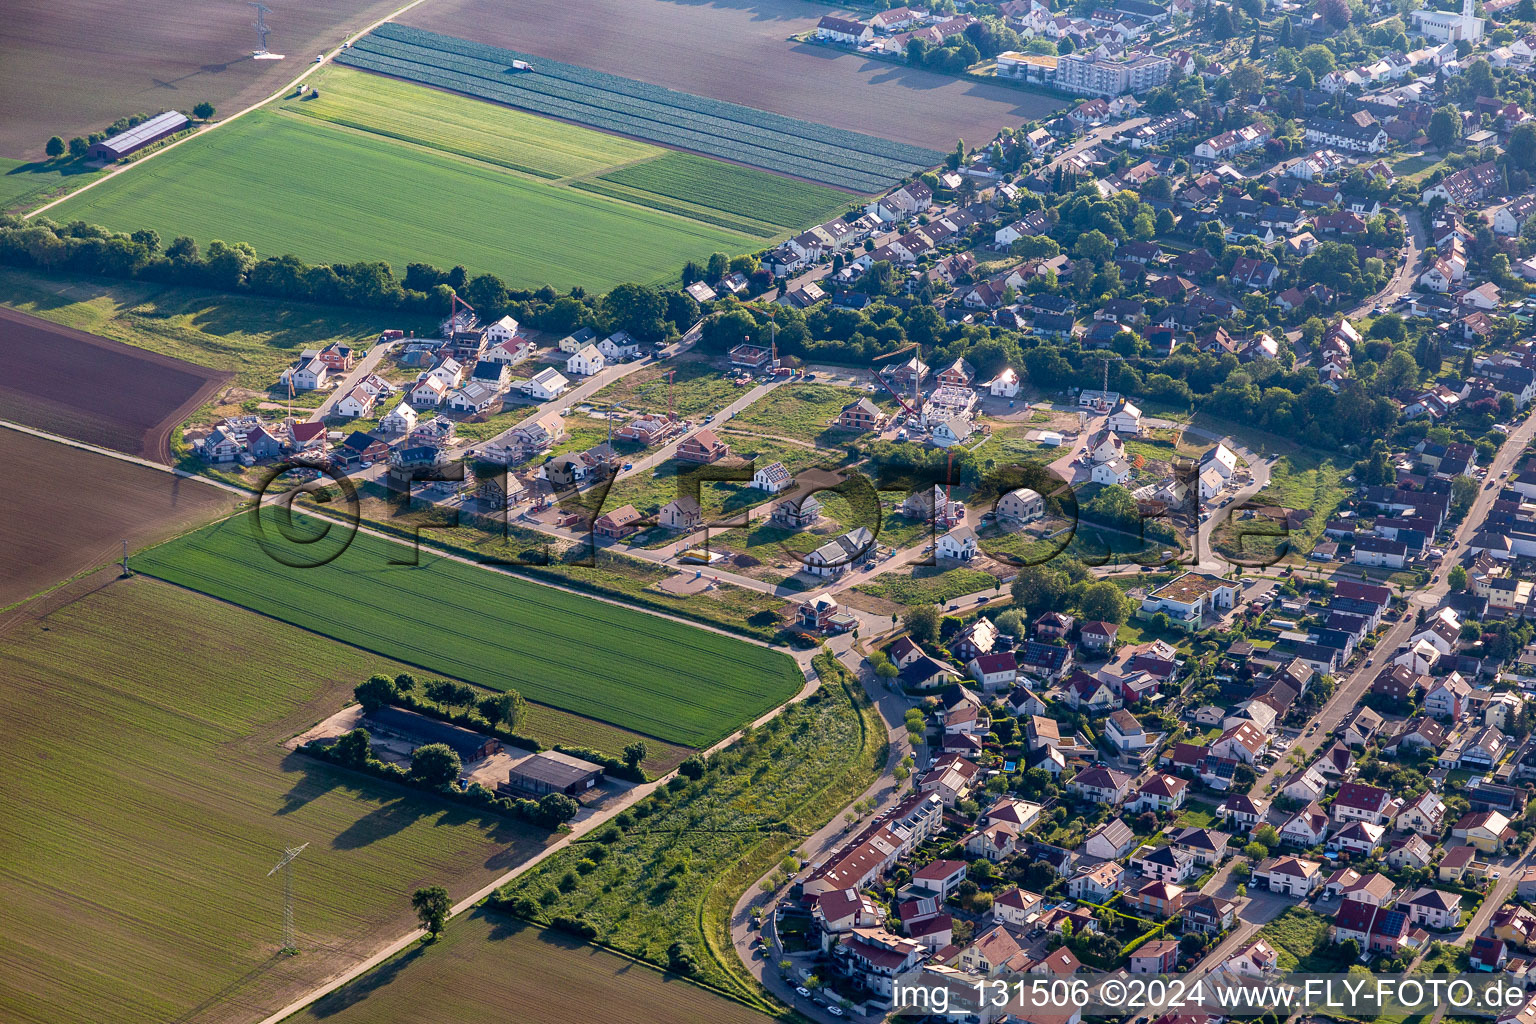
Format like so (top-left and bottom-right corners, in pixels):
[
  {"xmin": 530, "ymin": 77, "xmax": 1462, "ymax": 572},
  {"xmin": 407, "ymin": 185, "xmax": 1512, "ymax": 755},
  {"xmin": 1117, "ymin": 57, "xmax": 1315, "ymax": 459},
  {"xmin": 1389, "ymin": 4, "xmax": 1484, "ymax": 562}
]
[
  {"xmin": 285, "ymin": 68, "xmax": 848, "ymax": 236},
  {"xmin": 0, "ymin": 428, "xmax": 237, "ymax": 609},
  {"xmin": 399, "ymin": 0, "xmax": 1058, "ymax": 153},
  {"xmin": 298, "ymin": 912, "xmax": 775, "ymax": 1024},
  {"xmin": 0, "ymin": 304, "xmax": 228, "ymax": 461},
  {"xmin": 0, "ymin": 576, "xmax": 545, "ymax": 1024},
  {"xmin": 339, "ymin": 24, "xmax": 944, "ymax": 192},
  {"xmin": 132, "ymin": 515, "xmax": 803, "ymax": 747}
]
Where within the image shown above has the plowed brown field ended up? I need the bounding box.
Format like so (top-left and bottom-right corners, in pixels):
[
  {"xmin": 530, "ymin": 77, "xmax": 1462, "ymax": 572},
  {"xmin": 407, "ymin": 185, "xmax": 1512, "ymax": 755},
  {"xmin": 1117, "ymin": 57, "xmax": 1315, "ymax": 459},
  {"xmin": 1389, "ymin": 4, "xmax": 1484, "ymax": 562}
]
[
  {"xmin": 0, "ymin": 427, "xmax": 235, "ymax": 606},
  {"xmin": 0, "ymin": 305, "xmax": 227, "ymax": 460},
  {"xmin": 0, "ymin": 0, "xmax": 404, "ymax": 158},
  {"xmin": 400, "ymin": 0, "xmax": 1063, "ymax": 151}
]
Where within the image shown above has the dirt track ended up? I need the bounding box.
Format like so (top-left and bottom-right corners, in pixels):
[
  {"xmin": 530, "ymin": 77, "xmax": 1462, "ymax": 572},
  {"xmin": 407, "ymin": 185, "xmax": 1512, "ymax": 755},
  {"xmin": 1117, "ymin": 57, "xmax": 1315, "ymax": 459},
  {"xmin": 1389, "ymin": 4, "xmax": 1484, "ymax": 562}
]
[
  {"xmin": 0, "ymin": 304, "xmax": 227, "ymax": 461},
  {"xmin": 402, "ymin": 0, "xmax": 1064, "ymax": 151}
]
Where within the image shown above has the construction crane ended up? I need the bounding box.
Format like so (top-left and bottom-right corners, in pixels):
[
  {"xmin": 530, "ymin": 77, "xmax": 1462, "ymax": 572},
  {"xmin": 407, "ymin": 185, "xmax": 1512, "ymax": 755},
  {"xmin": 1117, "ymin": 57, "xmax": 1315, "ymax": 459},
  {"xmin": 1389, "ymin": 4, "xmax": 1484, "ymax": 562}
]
[{"xmin": 870, "ymin": 343, "xmax": 924, "ymax": 419}]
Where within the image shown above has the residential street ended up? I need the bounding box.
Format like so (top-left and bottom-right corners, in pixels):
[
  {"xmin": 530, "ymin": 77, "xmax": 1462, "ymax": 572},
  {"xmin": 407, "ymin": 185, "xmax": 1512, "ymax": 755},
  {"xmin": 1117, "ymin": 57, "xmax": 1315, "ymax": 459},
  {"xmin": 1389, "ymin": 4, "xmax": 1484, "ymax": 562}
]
[
  {"xmin": 309, "ymin": 339, "xmax": 398, "ymax": 422},
  {"xmin": 1255, "ymin": 408, "xmax": 1536, "ymax": 793}
]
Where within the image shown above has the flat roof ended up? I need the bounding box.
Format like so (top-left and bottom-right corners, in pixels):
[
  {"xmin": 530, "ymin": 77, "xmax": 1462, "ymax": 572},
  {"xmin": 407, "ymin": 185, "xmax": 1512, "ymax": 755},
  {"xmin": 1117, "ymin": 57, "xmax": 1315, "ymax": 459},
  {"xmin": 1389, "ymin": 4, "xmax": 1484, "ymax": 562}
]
[
  {"xmin": 508, "ymin": 749, "xmax": 604, "ymax": 788},
  {"xmin": 95, "ymin": 111, "xmax": 188, "ymax": 155},
  {"xmin": 1150, "ymin": 571, "xmax": 1239, "ymax": 604}
]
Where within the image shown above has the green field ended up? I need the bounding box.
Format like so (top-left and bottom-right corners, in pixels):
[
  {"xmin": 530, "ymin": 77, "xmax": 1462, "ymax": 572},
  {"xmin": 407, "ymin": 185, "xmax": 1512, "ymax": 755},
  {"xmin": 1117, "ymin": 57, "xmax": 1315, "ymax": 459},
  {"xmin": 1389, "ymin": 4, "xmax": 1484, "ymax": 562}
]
[
  {"xmin": 133, "ymin": 516, "xmax": 803, "ymax": 747},
  {"xmin": 282, "ymin": 65, "xmax": 660, "ymax": 180},
  {"xmin": 0, "ymin": 157, "xmax": 100, "ymax": 212},
  {"xmin": 298, "ymin": 912, "xmax": 775, "ymax": 1024},
  {"xmin": 0, "ymin": 577, "xmax": 547, "ymax": 1024},
  {"xmin": 45, "ymin": 110, "xmax": 755, "ymax": 292},
  {"xmin": 496, "ymin": 652, "xmax": 882, "ymax": 1007},
  {"xmin": 729, "ymin": 383, "xmax": 889, "ymax": 445},
  {"xmin": 595, "ymin": 151, "xmax": 850, "ymax": 231}
]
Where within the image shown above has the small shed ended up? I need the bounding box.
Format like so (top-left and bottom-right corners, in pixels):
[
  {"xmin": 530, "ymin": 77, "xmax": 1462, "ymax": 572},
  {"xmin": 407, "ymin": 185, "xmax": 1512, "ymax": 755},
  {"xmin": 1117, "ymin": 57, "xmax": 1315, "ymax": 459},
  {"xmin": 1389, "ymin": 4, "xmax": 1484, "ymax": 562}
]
[{"xmin": 502, "ymin": 750, "xmax": 605, "ymax": 796}]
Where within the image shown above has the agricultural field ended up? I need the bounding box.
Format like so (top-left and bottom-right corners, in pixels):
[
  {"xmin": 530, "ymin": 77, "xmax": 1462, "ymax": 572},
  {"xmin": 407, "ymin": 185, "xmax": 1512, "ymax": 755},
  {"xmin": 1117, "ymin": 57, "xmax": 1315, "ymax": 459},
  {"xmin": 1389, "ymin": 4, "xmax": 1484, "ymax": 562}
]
[
  {"xmin": 0, "ymin": 0, "xmax": 403, "ymax": 159},
  {"xmin": 297, "ymin": 912, "xmax": 776, "ymax": 1024},
  {"xmin": 132, "ymin": 515, "xmax": 803, "ymax": 747},
  {"xmin": 0, "ymin": 158, "xmax": 99, "ymax": 212},
  {"xmin": 0, "ymin": 304, "xmax": 228, "ymax": 460},
  {"xmin": 0, "ymin": 429, "xmax": 237, "ymax": 608},
  {"xmin": 339, "ymin": 24, "xmax": 944, "ymax": 192},
  {"xmin": 495, "ymin": 653, "xmax": 882, "ymax": 1008},
  {"xmin": 45, "ymin": 110, "xmax": 757, "ymax": 292},
  {"xmin": 400, "ymin": 0, "xmax": 1061, "ymax": 153},
  {"xmin": 0, "ymin": 576, "xmax": 547, "ymax": 1024},
  {"xmin": 284, "ymin": 66, "xmax": 848, "ymax": 236}
]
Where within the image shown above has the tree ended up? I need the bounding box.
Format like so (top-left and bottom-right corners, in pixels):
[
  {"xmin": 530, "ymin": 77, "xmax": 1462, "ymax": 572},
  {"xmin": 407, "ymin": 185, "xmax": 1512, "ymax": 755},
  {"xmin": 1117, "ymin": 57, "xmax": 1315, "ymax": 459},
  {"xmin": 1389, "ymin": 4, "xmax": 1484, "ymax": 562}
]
[
  {"xmin": 1451, "ymin": 474, "xmax": 1479, "ymax": 517},
  {"xmin": 193, "ymin": 101, "xmax": 215, "ymax": 120},
  {"xmin": 45, "ymin": 136, "xmax": 64, "ymax": 158},
  {"xmin": 354, "ymin": 673, "xmax": 398, "ymax": 713},
  {"xmin": 67, "ymin": 136, "xmax": 89, "ymax": 159},
  {"xmin": 1074, "ymin": 229, "xmax": 1114, "ymax": 263},
  {"xmin": 1428, "ymin": 105, "xmax": 1461, "ymax": 151},
  {"xmin": 1509, "ymin": 122, "xmax": 1536, "ymax": 173},
  {"xmin": 1012, "ymin": 565, "xmax": 1070, "ymax": 613},
  {"xmin": 538, "ymin": 792, "xmax": 579, "ymax": 825},
  {"xmin": 1448, "ymin": 565, "xmax": 1468, "ymax": 591},
  {"xmin": 904, "ymin": 604, "xmax": 941, "ymax": 645},
  {"xmin": 1245, "ymin": 841, "xmax": 1269, "ymax": 860},
  {"xmin": 411, "ymin": 885, "xmax": 452, "ymax": 938},
  {"xmin": 409, "ymin": 743, "xmax": 462, "ymax": 787},
  {"xmin": 1317, "ymin": 0, "xmax": 1351, "ymax": 28},
  {"xmin": 706, "ymin": 252, "xmax": 730, "ymax": 282},
  {"xmin": 1299, "ymin": 44, "xmax": 1336, "ymax": 78},
  {"xmin": 678, "ymin": 754, "xmax": 707, "ymax": 780},
  {"xmin": 332, "ymin": 727, "xmax": 372, "ymax": 767},
  {"xmin": 479, "ymin": 691, "xmax": 525, "ymax": 730},
  {"xmin": 623, "ymin": 741, "xmax": 648, "ymax": 770},
  {"xmin": 1078, "ymin": 580, "xmax": 1131, "ymax": 624}
]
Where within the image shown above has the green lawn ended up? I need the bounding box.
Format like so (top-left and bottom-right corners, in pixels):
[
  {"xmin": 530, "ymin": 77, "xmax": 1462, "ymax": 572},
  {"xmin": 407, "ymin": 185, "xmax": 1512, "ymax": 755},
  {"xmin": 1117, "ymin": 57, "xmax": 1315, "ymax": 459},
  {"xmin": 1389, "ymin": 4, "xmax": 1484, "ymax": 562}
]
[
  {"xmin": 1255, "ymin": 907, "xmax": 1354, "ymax": 972},
  {"xmin": 1217, "ymin": 450, "xmax": 1351, "ymax": 559},
  {"xmin": 132, "ymin": 515, "xmax": 802, "ymax": 747},
  {"xmin": 494, "ymin": 652, "xmax": 883, "ymax": 1010},
  {"xmin": 45, "ymin": 110, "xmax": 756, "ymax": 292},
  {"xmin": 589, "ymin": 357, "xmax": 744, "ymax": 421},
  {"xmin": 0, "ymin": 577, "xmax": 546, "ymax": 1024},
  {"xmin": 857, "ymin": 565, "xmax": 1000, "ymax": 606}
]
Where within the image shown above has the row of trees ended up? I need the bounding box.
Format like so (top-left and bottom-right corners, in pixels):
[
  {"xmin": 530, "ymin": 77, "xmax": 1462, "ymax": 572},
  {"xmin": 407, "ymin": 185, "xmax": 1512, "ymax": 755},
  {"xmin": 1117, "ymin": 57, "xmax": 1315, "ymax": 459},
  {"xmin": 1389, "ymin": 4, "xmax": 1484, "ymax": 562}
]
[
  {"xmin": 42, "ymin": 104, "xmax": 214, "ymax": 161},
  {"xmin": 0, "ymin": 216, "xmax": 703, "ymax": 345}
]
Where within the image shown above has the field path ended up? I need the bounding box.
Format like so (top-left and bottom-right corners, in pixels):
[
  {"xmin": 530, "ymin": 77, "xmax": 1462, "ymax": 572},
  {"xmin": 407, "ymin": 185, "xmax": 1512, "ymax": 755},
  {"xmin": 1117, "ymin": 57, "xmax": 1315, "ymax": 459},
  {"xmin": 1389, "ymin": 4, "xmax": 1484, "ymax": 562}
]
[
  {"xmin": 24, "ymin": 0, "xmax": 439, "ymax": 221},
  {"xmin": 249, "ymin": 670, "xmax": 822, "ymax": 1024}
]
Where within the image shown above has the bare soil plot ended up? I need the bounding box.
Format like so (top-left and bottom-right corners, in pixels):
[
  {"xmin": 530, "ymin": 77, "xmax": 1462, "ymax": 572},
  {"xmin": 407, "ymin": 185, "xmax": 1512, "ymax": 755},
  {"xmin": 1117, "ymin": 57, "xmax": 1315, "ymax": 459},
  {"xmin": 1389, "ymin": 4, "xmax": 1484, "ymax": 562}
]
[
  {"xmin": 401, "ymin": 0, "xmax": 1064, "ymax": 151},
  {"xmin": 0, "ymin": 427, "xmax": 236, "ymax": 607},
  {"xmin": 299, "ymin": 911, "xmax": 775, "ymax": 1024},
  {"xmin": 0, "ymin": 305, "xmax": 227, "ymax": 460},
  {"xmin": 0, "ymin": 575, "xmax": 551, "ymax": 1024},
  {"xmin": 0, "ymin": 0, "xmax": 404, "ymax": 159}
]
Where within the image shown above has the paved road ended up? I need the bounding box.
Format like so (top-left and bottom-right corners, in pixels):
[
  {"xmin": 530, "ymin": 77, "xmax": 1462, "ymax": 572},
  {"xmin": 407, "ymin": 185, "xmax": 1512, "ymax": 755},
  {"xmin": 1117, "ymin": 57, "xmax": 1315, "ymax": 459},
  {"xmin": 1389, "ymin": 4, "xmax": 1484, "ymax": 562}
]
[
  {"xmin": 728, "ymin": 628, "xmax": 919, "ymax": 1022},
  {"xmin": 310, "ymin": 340, "xmax": 398, "ymax": 422},
  {"xmin": 1254, "ymin": 408, "xmax": 1536, "ymax": 794},
  {"xmin": 1347, "ymin": 208, "xmax": 1426, "ymax": 318},
  {"xmin": 472, "ymin": 322, "xmax": 703, "ymax": 452}
]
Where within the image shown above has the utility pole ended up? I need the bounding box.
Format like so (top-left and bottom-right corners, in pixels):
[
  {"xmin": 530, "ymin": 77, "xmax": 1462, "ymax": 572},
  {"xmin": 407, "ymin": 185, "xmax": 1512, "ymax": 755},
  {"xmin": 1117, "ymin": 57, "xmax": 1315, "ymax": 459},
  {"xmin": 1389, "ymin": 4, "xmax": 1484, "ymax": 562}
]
[{"xmin": 267, "ymin": 843, "xmax": 309, "ymax": 953}]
